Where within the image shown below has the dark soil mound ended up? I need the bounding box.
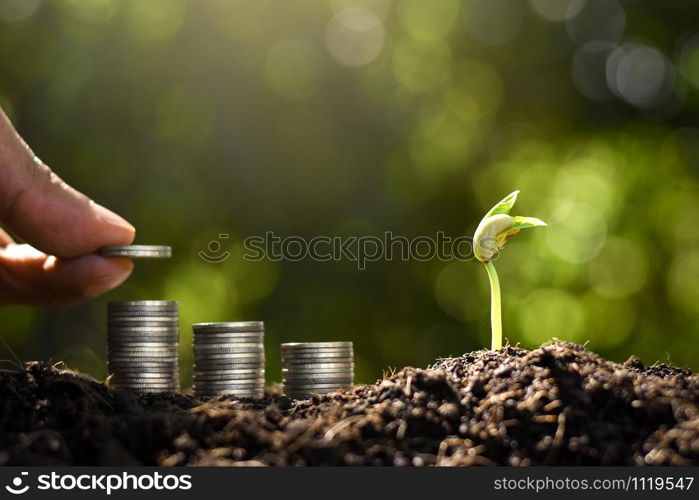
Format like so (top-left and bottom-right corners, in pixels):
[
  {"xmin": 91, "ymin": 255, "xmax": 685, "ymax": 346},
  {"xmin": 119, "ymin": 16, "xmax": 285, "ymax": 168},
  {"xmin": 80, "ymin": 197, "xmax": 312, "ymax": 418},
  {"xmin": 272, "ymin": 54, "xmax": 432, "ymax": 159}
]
[{"xmin": 0, "ymin": 342, "xmax": 697, "ymax": 466}]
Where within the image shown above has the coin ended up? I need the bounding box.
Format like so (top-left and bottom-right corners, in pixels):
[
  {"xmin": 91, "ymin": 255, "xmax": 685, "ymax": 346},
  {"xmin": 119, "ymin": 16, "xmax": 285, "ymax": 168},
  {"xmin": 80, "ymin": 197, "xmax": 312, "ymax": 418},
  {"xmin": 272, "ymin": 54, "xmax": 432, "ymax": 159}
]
[
  {"xmin": 193, "ymin": 346, "xmax": 264, "ymax": 354},
  {"xmin": 107, "ymin": 315, "xmax": 180, "ymax": 328},
  {"xmin": 193, "ymin": 335, "xmax": 264, "ymax": 344},
  {"xmin": 282, "ymin": 366, "xmax": 353, "ymax": 373},
  {"xmin": 282, "ymin": 342, "xmax": 352, "ymax": 349},
  {"xmin": 100, "ymin": 245, "xmax": 172, "ymax": 259},
  {"xmin": 193, "ymin": 321, "xmax": 264, "ymax": 332},
  {"xmin": 109, "ymin": 299, "xmax": 177, "ymax": 307},
  {"xmin": 194, "ymin": 351, "xmax": 264, "ymax": 359},
  {"xmin": 283, "ymin": 379, "xmax": 354, "ymax": 387},
  {"xmin": 282, "ymin": 358, "xmax": 354, "ymax": 366},
  {"xmin": 191, "ymin": 320, "xmax": 265, "ymax": 400},
  {"xmin": 197, "ymin": 391, "xmax": 264, "ymax": 399}
]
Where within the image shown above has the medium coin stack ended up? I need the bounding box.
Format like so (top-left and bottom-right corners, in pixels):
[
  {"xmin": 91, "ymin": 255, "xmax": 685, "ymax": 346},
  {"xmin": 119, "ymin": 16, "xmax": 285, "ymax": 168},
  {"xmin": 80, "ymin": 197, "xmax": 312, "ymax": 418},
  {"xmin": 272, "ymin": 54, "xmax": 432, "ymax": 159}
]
[
  {"xmin": 107, "ymin": 300, "xmax": 180, "ymax": 393},
  {"xmin": 192, "ymin": 322, "xmax": 265, "ymax": 399},
  {"xmin": 282, "ymin": 342, "xmax": 354, "ymax": 399}
]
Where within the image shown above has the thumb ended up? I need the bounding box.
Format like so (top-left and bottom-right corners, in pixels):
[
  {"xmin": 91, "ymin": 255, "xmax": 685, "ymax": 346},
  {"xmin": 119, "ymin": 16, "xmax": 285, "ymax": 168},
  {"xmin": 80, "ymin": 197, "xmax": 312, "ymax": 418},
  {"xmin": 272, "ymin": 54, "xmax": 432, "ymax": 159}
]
[{"xmin": 0, "ymin": 108, "xmax": 135, "ymax": 258}]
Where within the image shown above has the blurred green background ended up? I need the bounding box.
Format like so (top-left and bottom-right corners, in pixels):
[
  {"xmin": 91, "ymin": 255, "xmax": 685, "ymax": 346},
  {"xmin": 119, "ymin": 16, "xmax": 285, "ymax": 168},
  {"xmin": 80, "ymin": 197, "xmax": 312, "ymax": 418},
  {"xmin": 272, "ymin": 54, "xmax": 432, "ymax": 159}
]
[{"xmin": 1, "ymin": 0, "xmax": 698, "ymax": 386}]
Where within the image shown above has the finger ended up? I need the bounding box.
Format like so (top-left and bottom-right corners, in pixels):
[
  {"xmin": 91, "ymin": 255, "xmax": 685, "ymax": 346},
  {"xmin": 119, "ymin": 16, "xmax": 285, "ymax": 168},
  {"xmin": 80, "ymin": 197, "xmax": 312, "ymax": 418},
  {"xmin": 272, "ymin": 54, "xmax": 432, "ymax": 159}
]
[
  {"xmin": 0, "ymin": 108, "xmax": 135, "ymax": 258},
  {"xmin": 0, "ymin": 244, "xmax": 133, "ymax": 306},
  {"xmin": 0, "ymin": 226, "xmax": 13, "ymax": 246}
]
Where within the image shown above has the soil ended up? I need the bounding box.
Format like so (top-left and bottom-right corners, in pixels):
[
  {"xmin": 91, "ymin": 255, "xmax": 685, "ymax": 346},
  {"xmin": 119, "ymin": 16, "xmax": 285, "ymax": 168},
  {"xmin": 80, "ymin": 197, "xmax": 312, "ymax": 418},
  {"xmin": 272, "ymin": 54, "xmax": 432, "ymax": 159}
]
[{"xmin": 0, "ymin": 342, "xmax": 697, "ymax": 466}]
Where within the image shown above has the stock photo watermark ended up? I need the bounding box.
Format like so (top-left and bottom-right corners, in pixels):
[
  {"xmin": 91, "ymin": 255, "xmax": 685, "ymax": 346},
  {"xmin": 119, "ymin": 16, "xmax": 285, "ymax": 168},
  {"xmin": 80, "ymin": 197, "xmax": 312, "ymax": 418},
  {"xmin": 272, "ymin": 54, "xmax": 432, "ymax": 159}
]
[{"xmin": 199, "ymin": 231, "xmax": 501, "ymax": 270}]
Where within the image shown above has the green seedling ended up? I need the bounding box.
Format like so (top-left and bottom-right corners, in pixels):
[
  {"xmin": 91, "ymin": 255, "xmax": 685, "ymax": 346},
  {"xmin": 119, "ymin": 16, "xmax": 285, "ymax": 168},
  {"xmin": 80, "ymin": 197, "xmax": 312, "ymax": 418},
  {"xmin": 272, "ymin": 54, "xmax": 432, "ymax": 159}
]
[{"xmin": 473, "ymin": 190, "xmax": 546, "ymax": 350}]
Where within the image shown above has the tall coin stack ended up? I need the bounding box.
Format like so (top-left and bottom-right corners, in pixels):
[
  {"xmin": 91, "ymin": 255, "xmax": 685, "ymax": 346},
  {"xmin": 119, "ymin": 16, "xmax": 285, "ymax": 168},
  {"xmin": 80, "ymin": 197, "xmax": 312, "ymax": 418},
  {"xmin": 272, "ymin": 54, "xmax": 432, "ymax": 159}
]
[
  {"xmin": 192, "ymin": 322, "xmax": 265, "ymax": 399},
  {"xmin": 282, "ymin": 342, "xmax": 354, "ymax": 399},
  {"xmin": 107, "ymin": 300, "xmax": 180, "ymax": 393}
]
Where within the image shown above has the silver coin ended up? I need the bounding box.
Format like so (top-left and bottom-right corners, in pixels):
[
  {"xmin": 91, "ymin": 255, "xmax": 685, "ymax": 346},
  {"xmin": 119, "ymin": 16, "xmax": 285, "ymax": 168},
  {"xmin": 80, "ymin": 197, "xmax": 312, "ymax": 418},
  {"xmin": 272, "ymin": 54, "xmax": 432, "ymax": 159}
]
[
  {"xmin": 283, "ymin": 378, "xmax": 354, "ymax": 386},
  {"xmin": 283, "ymin": 374, "xmax": 353, "ymax": 381},
  {"xmin": 193, "ymin": 334, "xmax": 264, "ymax": 342},
  {"xmin": 109, "ymin": 300, "xmax": 177, "ymax": 308},
  {"xmin": 108, "ymin": 356, "xmax": 179, "ymax": 362},
  {"xmin": 283, "ymin": 358, "xmax": 354, "ymax": 365},
  {"xmin": 283, "ymin": 354, "xmax": 353, "ymax": 362},
  {"xmin": 193, "ymin": 339, "xmax": 263, "ymax": 346},
  {"xmin": 109, "ymin": 366, "xmax": 178, "ymax": 373},
  {"xmin": 110, "ymin": 366, "xmax": 179, "ymax": 372},
  {"xmin": 108, "ymin": 319, "xmax": 178, "ymax": 325},
  {"xmin": 281, "ymin": 350, "xmax": 353, "ymax": 358},
  {"xmin": 196, "ymin": 384, "xmax": 264, "ymax": 391},
  {"xmin": 107, "ymin": 354, "xmax": 178, "ymax": 360},
  {"xmin": 113, "ymin": 376, "xmax": 178, "ymax": 382},
  {"xmin": 113, "ymin": 376, "xmax": 178, "ymax": 383},
  {"xmin": 113, "ymin": 381, "xmax": 178, "ymax": 387},
  {"xmin": 195, "ymin": 382, "xmax": 265, "ymax": 390},
  {"xmin": 108, "ymin": 358, "xmax": 178, "ymax": 365},
  {"xmin": 282, "ymin": 347, "xmax": 352, "ymax": 354},
  {"xmin": 195, "ymin": 377, "xmax": 265, "ymax": 384},
  {"xmin": 108, "ymin": 340, "xmax": 178, "ymax": 347},
  {"xmin": 195, "ymin": 377, "xmax": 264, "ymax": 384},
  {"xmin": 283, "ymin": 383, "xmax": 352, "ymax": 390},
  {"xmin": 107, "ymin": 346, "xmax": 178, "ymax": 353},
  {"xmin": 194, "ymin": 365, "xmax": 264, "ymax": 372},
  {"xmin": 282, "ymin": 366, "xmax": 353, "ymax": 374},
  {"xmin": 195, "ymin": 385, "xmax": 264, "ymax": 393},
  {"xmin": 109, "ymin": 325, "xmax": 179, "ymax": 332},
  {"xmin": 282, "ymin": 358, "xmax": 354, "ymax": 369},
  {"xmin": 283, "ymin": 355, "xmax": 353, "ymax": 362},
  {"xmin": 194, "ymin": 363, "xmax": 263, "ymax": 369},
  {"xmin": 113, "ymin": 377, "xmax": 179, "ymax": 384},
  {"xmin": 114, "ymin": 386, "xmax": 179, "ymax": 392},
  {"xmin": 193, "ymin": 357, "xmax": 265, "ymax": 364},
  {"xmin": 108, "ymin": 338, "xmax": 178, "ymax": 344},
  {"xmin": 193, "ymin": 347, "xmax": 264, "ymax": 355},
  {"xmin": 108, "ymin": 358, "xmax": 178, "ymax": 363},
  {"xmin": 282, "ymin": 361, "xmax": 353, "ymax": 369},
  {"xmin": 193, "ymin": 368, "xmax": 264, "ymax": 375},
  {"xmin": 282, "ymin": 342, "xmax": 352, "ymax": 349},
  {"xmin": 194, "ymin": 372, "xmax": 264, "ymax": 380},
  {"xmin": 194, "ymin": 351, "xmax": 264, "ymax": 359},
  {"xmin": 108, "ymin": 314, "xmax": 179, "ymax": 321},
  {"xmin": 109, "ymin": 334, "xmax": 178, "ymax": 340},
  {"xmin": 193, "ymin": 321, "xmax": 263, "ymax": 331},
  {"xmin": 108, "ymin": 330, "xmax": 179, "ymax": 336},
  {"xmin": 195, "ymin": 391, "xmax": 263, "ymax": 399},
  {"xmin": 108, "ymin": 332, "xmax": 179, "ymax": 339},
  {"xmin": 282, "ymin": 346, "xmax": 352, "ymax": 353},
  {"xmin": 108, "ymin": 306, "xmax": 178, "ymax": 312},
  {"xmin": 107, "ymin": 341, "xmax": 178, "ymax": 347},
  {"xmin": 108, "ymin": 338, "xmax": 179, "ymax": 345},
  {"xmin": 116, "ymin": 389, "xmax": 177, "ymax": 394},
  {"xmin": 100, "ymin": 245, "xmax": 172, "ymax": 259}
]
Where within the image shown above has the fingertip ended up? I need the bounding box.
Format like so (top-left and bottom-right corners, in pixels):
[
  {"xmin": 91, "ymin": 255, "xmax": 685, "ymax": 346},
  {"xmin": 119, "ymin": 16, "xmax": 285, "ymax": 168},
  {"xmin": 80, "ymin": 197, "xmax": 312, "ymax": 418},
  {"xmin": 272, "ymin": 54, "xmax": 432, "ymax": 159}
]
[{"xmin": 93, "ymin": 202, "xmax": 136, "ymax": 246}]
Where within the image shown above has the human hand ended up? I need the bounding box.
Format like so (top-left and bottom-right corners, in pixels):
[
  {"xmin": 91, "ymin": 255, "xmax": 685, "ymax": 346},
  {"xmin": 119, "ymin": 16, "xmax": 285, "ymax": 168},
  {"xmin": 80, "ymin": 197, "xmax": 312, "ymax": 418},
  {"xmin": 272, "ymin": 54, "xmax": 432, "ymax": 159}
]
[{"xmin": 0, "ymin": 107, "xmax": 135, "ymax": 306}]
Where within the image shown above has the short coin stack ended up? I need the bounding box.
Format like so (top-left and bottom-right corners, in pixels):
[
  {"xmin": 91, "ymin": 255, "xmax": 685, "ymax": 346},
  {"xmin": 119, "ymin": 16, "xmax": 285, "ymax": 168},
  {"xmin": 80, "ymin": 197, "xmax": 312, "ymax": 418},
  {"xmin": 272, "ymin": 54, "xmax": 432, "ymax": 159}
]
[
  {"xmin": 282, "ymin": 342, "xmax": 354, "ymax": 399},
  {"xmin": 107, "ymin": 300, "xmax": 180, "ymax": 392},
  {"xmin": 192, "ymin": 322, "xmax": 265, "ymax": 399}
]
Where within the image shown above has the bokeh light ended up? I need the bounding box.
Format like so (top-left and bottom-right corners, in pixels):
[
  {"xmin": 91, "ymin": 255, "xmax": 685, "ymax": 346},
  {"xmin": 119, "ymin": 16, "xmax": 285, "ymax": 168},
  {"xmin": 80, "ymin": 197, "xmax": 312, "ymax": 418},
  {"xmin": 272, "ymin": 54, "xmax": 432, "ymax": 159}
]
[
  {"xmin": 326, "ymin": 7, "xmax": 385, "ymax": 67},
  {"xmin": 0, "ymin": 0, "xmax": 698, "ymax": 384}
]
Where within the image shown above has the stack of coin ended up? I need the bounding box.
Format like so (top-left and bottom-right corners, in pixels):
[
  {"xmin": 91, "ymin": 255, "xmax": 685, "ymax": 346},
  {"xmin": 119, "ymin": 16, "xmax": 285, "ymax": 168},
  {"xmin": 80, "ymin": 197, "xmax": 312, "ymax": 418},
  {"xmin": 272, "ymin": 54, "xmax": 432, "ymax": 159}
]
[
  {"xmin": 192, "ymin": 322, "xmax": 265, "ymax": 399},
  {"xmin": 107, "ymin": 300, "xmax": 180, "ymax": 393},
  {"xmin": 282, "ymin": 342, "xmax": 354, "ymax": 399}
]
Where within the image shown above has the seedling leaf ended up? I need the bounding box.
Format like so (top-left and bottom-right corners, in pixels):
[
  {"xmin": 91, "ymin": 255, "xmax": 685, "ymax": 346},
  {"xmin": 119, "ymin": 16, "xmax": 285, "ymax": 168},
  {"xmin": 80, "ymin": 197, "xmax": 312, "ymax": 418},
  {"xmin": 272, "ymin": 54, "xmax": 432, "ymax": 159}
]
[{"xmin": 482, "ymin": 190, "xmax": 519, "ymax": 221}]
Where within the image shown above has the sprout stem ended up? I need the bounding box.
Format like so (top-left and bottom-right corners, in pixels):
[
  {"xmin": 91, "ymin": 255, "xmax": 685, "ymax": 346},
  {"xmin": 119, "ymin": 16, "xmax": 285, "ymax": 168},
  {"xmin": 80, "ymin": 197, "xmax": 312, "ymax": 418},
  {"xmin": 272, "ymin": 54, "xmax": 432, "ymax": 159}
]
[{"xmin": 484, "ymin": 261, "xmax": 502, "ymax": 350}]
